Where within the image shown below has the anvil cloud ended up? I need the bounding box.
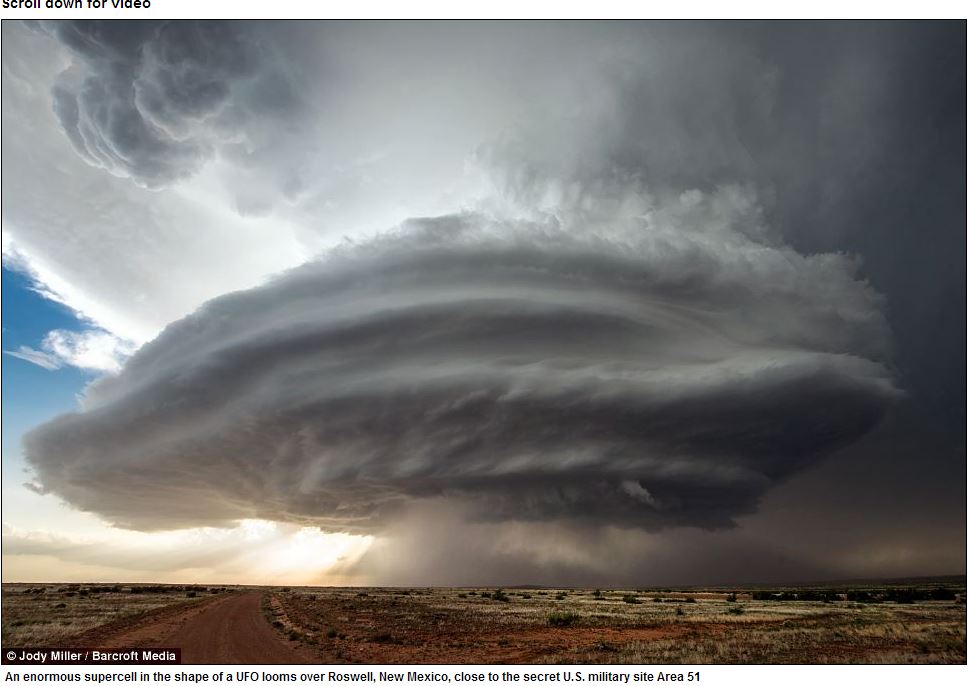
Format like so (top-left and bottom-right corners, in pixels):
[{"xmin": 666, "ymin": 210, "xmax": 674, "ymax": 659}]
[{"xmin": 24, "ymin": 186, "xmax": 898, "ymax": 533}]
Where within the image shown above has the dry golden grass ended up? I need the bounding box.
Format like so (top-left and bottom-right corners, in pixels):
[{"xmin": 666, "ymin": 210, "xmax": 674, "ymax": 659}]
[
  {"xmin": 1, "ymin": 583, "xmax": 227, "ymax": 646},
  {"xmin": 270, "ymin": 585, "xmax": 965, "ymax": 664}
]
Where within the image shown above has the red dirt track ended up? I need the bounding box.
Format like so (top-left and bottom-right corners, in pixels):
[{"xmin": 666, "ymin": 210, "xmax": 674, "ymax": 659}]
[{"xmin": 84, "ymin": 592, "xmax": 321, "ymax": 664}]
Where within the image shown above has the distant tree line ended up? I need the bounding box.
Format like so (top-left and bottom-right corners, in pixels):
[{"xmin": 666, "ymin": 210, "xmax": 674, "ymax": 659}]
[
  {"xmin": 20, "ymin": 584, "xmax": 230, "ymax": 596},
  {"xmin": 750, "ymin": 587, "xmax": 958, "ymax": 603}
]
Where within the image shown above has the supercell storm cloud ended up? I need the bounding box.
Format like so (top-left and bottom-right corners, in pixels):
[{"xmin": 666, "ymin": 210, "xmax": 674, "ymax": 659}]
[
  {"xmin": 23, "ymin": 184, "xmax": 899, "ymax": 533},
  {"xmin": 12, "ymin": 21, "xmax": 961, "ymax": 582},
  {"xmin": 0, "ymin": 17, "xmax": 962, "ymax": 587}
]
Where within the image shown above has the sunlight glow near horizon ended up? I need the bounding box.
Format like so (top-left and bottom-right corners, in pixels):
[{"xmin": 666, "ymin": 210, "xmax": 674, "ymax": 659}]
[
  {"xmin": 237, "ymin": 522, "xmax": 375, "ymax": 585},
  {"xmin": 1, "ymin": 517, "xmax": 374, "ymax": 586}
]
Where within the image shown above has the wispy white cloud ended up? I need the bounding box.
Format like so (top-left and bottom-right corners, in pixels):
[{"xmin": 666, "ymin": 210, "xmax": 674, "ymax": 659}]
[
  {"xmin": 5, "ymin": 347, "xmax": 61, "ymax": 371},
  {"xmin": 4, "ymin": 329, "xmax": 136, "ymax": 373},
  {"xmin": 41, "ymin": 329, "xmax": 137, "ymax": 373}
]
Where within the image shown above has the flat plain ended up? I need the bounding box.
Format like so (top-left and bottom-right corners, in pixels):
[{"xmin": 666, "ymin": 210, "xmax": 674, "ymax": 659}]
[{"xmin": 2, "ymin": 580, "xmax": 965, "ymax": 664}]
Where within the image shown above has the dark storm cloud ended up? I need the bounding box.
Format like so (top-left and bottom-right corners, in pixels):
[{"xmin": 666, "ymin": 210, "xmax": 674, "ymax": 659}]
[
  {"xmin": 714, "ymin": 21, "xmax": 966, "ymax": 567},
  {"xmin": 471, "ymin": 22, "xmax": 964, "ymax": 576},
  {"xmin": 24, "ymin": 197, "xmax": 898, "ymax": 533},
  {"xmin": 34, "ymin": 21, "xmax": 299, "ymax": 190}
]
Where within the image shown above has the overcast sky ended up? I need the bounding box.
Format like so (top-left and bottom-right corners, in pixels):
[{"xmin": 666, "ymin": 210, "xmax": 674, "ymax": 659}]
[{"xmin": 1, "ymin": 20, "xmax": 964, "ymax": 586}]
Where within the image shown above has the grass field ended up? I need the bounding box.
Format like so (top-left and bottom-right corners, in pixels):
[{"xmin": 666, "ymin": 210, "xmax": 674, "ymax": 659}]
[
  {"xmin": 267, "ymin": 580, "xmax": 966, "ymax": 664},
  {"xmin": 1, "ymin": 583, "xmax": 231, "ymax": 647},
  {"xmin": 3, "ymin": 579, "xmax": 965, "ymax": 664}
]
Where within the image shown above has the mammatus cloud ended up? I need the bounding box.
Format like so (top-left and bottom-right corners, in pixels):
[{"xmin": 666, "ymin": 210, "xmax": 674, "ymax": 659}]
[
  {"xmin": 24, "ymin": 187, "xmax": 899, "ymax": 534},
  {"xmin": 35, "ymin": 21, "xmax": 303, "ymax": 195}
]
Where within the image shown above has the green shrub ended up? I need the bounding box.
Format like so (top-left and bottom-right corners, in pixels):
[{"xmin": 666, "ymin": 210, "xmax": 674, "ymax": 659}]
[
  {"xmin": 547, "ymin": 611, "xmax": 580, "ymax": 627},
  {"xmin": 622, "ymin": 594, "xmax": 640, "ymax": 604},
  {"xmin": 930, "ymin": 588, "xmax": 957, "ymax": 601}
]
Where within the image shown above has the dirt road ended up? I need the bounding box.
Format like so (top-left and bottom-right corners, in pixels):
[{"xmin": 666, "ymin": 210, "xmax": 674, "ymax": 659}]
[{"xmin": 87, "ymin": 592, "xmax": 322, "ymax": 664}]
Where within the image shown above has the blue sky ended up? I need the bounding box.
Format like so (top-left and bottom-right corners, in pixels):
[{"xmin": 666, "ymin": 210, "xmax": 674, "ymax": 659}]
[{"xmin": 1, "ymin": 266, "xmax": 91, "ymax": 468}]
